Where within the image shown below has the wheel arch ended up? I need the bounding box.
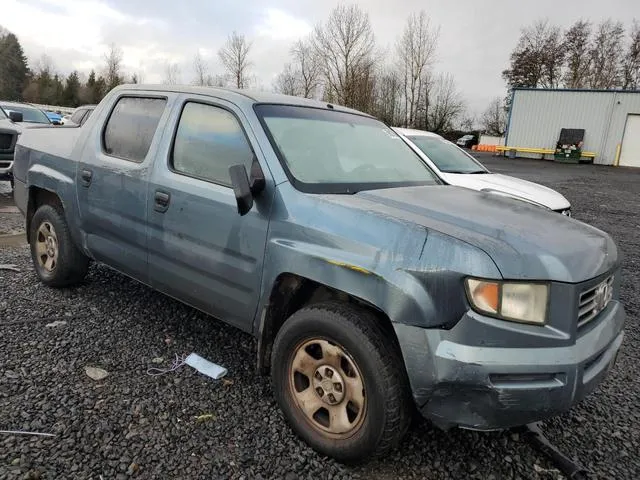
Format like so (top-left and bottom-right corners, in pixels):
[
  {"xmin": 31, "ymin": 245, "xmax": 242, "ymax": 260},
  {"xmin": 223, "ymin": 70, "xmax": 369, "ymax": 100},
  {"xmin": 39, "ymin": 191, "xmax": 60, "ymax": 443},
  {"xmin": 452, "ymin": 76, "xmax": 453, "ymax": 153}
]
[
  {"xmin": 26, "ymin": 187, "xmax": 64, "ymax": 243},
  {"xmin": 255, "ymin": 272, "xmax": 404, "ymax": 376}
]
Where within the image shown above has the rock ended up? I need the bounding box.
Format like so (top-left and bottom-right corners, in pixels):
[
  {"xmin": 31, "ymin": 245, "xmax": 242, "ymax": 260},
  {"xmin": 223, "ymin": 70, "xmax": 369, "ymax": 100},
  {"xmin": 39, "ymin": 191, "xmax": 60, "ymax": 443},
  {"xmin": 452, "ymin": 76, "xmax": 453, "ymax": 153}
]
[
  {"xmin": 85, "ymin": 366, "xmax": 109, "ymax": 381},
  {"xmin": 152, "ymin": 357, "xmax": 164, "ymax": 364},
  {"xmin": 5, "ymin": 370, "xmax": 20, "ymax": 379},
  {"xmin": 127, "ymin": 463, "xmax": 139, "ymax": 475}
]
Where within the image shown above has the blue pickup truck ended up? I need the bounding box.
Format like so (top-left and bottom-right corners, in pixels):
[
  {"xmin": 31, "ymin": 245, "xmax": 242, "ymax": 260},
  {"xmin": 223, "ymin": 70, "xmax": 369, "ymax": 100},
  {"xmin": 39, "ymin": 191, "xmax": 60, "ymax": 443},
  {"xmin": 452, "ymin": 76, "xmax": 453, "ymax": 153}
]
[{"xmin": 11, "ymin": 85, "xmax": 625, "ymax": 462}]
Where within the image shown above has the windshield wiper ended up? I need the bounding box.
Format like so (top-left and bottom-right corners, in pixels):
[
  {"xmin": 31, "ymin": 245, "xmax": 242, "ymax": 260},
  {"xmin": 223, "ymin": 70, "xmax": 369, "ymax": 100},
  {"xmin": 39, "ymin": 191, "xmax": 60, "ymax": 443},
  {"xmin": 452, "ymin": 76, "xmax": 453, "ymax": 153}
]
[{"xmin": 468, "ymin": 170, "xmax": 489, "ymax": 174}]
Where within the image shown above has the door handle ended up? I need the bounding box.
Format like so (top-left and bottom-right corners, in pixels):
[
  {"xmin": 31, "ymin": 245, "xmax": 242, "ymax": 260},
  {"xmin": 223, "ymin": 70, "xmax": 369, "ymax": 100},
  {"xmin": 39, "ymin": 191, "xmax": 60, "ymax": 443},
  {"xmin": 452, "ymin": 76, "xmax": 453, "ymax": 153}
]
[
  {"xmin": 80, "ymin": 169, "xmax": 93, "ymax": 187},
  {"xmin": 154, "ymin": 190, "xmax": 171, "ymax": 213}
]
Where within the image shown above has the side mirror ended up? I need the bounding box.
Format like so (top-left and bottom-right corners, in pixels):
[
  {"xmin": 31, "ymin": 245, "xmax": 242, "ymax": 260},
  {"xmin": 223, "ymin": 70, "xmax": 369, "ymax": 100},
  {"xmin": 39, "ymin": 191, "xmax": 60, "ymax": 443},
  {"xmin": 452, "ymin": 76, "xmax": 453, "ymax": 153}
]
[
  {"xmin": 229, "ymin": 164, "xmax": 254, "ymax": 216},
  {"xmin": 9, "ymin": 111, "xmax": 23, "ymax": 122},
  {"xmin": 52, "ymin": 120, "xmax": 62, "ymax": 126},
  {"xmin": 248, "ymin": 156, "xmax": 266, "ymax": 195}
]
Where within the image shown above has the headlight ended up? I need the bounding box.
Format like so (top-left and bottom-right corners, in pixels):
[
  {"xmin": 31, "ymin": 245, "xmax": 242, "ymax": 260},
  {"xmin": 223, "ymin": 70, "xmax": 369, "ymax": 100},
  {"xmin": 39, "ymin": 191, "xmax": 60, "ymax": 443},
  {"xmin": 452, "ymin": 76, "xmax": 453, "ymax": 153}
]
[{"xmin": 465, "ymin": 278, "xmax": 549, "ymax": 324}]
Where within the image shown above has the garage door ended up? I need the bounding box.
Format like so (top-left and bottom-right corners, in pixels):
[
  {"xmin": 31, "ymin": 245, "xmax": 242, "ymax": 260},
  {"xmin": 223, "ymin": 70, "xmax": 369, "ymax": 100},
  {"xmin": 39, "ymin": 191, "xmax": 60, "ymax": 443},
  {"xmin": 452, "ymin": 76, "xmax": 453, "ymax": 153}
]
[{"xmin": 619, "ymin": 115, "xmax": 640, "ymax": 168}]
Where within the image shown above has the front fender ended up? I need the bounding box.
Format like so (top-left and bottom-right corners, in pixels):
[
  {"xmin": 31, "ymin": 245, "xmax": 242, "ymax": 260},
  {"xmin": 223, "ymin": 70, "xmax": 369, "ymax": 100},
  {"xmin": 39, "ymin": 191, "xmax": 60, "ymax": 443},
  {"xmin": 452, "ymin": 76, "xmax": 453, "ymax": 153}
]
[{"xmin": 253, "ymin": 228, "xmax": 503, "ymax": 334}]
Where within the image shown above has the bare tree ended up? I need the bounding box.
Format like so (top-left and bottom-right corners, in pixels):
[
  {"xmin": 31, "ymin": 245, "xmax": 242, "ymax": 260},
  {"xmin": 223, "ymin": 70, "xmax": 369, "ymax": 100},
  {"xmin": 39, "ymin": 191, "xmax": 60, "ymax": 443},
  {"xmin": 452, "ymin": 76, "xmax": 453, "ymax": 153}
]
[
  {"xmin": 622, "ymin": 20, "xmax": 640, "ymax": 90},
  {"xmin": 396, "ymin": 11, "xmax": 439, "ymax": 127},
  {"xmin": 104, "ymin": 43, "xmax": 124, "ymax": 90},
  {"xmin": 373, "ymin": 68, "xmax": 404, "ymax": 126},
  {"xmin": 218, "ymin": 31, "xmax": 252, "ymax": 89},
  {"xmin": 503, "ymin": 20, "xmax": 564, "ymax": 89},
  {"xmin": 193, "ymin": 51, "xmax": 215, "ymax": 86},
  {"xmin": 274, "ymin": 63, "xmax": 300, "ymax": 96},
  {"xmin": 460, "ymin": 115, "xmax": 476, "ymax": 132},
  {"xmin": 291, "ymin": 38, "xmax": 322, "ymax": 98},
  {"xmin": 163, "ymin": 62, "xmax": 181, "ymax": 85},
  {"xmin": 427, "ymin": 73, "xmax": 465, "ymax": 134},
  {"xmin": 589, "ymin": 19, "xmax": 625, "ymax": 89},
  {"xmin": 562, "ymin": 20, "xmax": 591, "ymax": 88},
  {"xmin": 34, "ymin": 54, "xmax": 54, "ymax": 76},
  {"xmin": 481, "ymin": 97, "xmax": 507, "ymax": 136},
  {"xmin": 312, "ymin": 5, "xmax": 375, "ymax": 110}
]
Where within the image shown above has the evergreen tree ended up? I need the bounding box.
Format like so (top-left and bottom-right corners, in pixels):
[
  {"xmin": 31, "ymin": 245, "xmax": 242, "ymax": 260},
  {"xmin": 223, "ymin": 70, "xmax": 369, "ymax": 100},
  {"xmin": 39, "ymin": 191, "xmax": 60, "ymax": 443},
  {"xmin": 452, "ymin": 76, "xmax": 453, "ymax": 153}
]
[
  {"xmin": 63, "ymin": 71, "xmax": 81, "ymax": 107},
  {"xmin": 0, "ymin": 31, "xmax": 29, "ymax": 100}
]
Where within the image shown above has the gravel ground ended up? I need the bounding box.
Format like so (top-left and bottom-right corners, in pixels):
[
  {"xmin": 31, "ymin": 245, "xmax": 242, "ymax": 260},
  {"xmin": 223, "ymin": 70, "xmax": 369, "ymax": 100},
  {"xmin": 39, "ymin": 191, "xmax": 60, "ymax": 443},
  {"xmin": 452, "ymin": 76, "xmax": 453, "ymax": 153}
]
[
  {"xmin": 0, "ymin": 182, "xmax": 24, "ymax": 236},
  {"xmin": 0, "ymin": 157, "xmax": 638, "ymax": 480}
]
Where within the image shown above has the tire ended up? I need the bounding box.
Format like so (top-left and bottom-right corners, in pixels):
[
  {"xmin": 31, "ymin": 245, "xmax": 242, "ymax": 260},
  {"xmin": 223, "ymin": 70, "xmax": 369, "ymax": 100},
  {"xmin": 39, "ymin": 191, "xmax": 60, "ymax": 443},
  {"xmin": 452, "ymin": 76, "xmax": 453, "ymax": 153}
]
[
  {"xmin": 271, "ymin": 301, "xmax": 412, "ymax": 462},
  {"xmin": 29, "ymin": 204, "xmax": 89, "ymax": 287}
]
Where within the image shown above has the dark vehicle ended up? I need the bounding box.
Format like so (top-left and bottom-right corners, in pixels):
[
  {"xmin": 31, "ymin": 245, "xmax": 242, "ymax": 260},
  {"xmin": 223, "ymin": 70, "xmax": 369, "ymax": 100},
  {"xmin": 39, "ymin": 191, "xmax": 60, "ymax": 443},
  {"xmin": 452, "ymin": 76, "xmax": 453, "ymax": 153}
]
[
  {"xmin": 0, "ymin": 104, "xmax": 55, "ymax": 188},
  {"xmin": 11, "ymin": 85, "xmax": 626, "ymax": 462},
  {"xmin": 456, "ymin": 134, "xmax": 478, "ymax": 148},
  {"xmin": 63, "ymin": 105, "xmax": 96, "ymax": 127},
  {"xmin": 0, "ymin": 101, "xmax": 59, "ymax": 125},
  {"xmin": 0, "ymin": 108, "xmax": 20, "ymax": 185}
]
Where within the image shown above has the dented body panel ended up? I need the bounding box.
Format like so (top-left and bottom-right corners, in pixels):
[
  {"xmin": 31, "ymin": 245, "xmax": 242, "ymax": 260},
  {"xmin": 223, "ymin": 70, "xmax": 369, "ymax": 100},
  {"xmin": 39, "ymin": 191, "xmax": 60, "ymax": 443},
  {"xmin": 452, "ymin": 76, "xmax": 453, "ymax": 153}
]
[{"xmin": 11, "ymin": 84, "xmax": 626, "ymax": 432}]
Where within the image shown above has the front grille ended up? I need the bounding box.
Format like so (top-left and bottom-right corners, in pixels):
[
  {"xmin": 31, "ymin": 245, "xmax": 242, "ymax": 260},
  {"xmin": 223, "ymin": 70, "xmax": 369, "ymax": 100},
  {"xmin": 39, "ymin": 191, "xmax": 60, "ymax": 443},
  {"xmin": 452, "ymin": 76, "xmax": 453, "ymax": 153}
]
[
  {"xmin": 0, "ymin": 161, "xmax": 11, "ymax": 168},
  {"xmin": 0, "ymin": 133, "xmax": 15, "ymax": 150},
  {"xmin": 578, "ymin": 275, "xmax": 614, "ymax": 328}
]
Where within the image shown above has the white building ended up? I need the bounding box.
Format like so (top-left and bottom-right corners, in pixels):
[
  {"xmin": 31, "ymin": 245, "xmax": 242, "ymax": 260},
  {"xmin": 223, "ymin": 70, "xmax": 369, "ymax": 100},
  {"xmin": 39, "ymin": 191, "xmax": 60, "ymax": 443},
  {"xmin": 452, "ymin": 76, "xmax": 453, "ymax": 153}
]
[{"xmin": 505, "ymin": 88, "xmax": 640, "ymax": 167}]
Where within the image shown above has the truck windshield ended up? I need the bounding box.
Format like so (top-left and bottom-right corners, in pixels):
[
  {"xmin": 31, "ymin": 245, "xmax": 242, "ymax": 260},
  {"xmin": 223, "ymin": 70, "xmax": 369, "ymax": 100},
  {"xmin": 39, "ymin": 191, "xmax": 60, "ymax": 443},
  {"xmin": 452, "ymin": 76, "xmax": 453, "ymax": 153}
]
[
  {"xmin": 255, "ymin": 104, "xmax": 439, "ymax": 194},
  {"xmin": 0, "ymin": 104, "xmax": 51, "ymax": 124},
  {"xmin": 407, "ymin": 135, "xmax": 488, "ymax": 174}
]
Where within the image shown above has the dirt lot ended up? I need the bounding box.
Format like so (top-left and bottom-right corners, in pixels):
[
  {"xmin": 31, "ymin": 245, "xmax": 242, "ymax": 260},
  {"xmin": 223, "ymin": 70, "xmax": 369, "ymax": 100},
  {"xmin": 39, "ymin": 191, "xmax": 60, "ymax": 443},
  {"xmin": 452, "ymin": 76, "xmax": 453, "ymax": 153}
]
[{"xmin": 0, "ymin": 156, "xmax": 638, "ymax": 479}]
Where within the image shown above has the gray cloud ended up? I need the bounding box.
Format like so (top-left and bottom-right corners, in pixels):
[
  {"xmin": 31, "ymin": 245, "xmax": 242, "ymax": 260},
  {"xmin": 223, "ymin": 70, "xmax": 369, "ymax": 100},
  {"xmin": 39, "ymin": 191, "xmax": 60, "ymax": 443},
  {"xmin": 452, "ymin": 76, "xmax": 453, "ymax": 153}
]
[{"xmin": 4, "ymin": 0, "xmax": 639, "ymax": 115}]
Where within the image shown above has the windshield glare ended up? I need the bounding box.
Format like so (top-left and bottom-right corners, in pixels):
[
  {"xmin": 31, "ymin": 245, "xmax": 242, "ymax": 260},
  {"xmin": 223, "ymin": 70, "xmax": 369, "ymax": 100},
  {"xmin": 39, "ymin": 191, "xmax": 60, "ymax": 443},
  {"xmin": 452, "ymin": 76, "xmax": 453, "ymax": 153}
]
[
  {"xmin": 256, "ymin": 105, "xmax": 439, "ymax": 193},
  {"xmin": 1, "ymin": 104, "xmax": 50, "ymax": 124},
  {"xmin": 407, "ymin": 135, "xmax": 487, "ymax": 174}
]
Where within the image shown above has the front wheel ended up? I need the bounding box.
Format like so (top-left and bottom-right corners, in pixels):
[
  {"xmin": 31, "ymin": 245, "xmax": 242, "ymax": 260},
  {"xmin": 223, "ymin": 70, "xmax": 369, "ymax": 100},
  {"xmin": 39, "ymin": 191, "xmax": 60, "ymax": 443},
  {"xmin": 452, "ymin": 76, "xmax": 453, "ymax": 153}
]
[
  {"xmin": 271, "ymin": 302, "xmax": 412, "ymax": 462},
  {"xmin": 29, "ymin": 204, "xmax": 89, "ymax": 287}
]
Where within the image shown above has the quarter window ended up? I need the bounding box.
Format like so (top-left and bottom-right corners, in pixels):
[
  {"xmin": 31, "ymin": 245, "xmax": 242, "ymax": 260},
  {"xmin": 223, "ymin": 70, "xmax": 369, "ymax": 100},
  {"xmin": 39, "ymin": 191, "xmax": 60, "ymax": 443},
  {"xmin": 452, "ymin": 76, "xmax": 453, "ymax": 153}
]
[
  {"xmin": 171, "ymin": 102, "xmax": 254, "ymax": 185},
  {"xmin": 103, "ymin": 97, "xmax": 167, "ymax": 162}
]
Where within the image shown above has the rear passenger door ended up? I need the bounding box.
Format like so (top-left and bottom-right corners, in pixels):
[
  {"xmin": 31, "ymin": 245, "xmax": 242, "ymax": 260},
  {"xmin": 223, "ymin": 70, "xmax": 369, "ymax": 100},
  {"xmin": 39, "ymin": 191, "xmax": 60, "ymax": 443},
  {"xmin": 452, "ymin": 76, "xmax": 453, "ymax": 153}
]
[
  {"xmin": 146, "ymin": 96, "xmax": 272, "ymax": 331},
  {"xmin": 76, "ymin": 94, "xmax": 171, "ymax": 281}
]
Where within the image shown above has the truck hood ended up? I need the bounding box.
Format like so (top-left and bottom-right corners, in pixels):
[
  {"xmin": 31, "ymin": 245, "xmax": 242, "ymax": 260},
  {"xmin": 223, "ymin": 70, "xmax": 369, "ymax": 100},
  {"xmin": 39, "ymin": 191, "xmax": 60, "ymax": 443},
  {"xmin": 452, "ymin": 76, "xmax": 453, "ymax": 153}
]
[
  {"xmin": 439, "ymin": 172, "xmax": 571, "ymax": 212},
  {"xmin": 340, "ymin": 185, "xmax": 616, "ymax": 283}
]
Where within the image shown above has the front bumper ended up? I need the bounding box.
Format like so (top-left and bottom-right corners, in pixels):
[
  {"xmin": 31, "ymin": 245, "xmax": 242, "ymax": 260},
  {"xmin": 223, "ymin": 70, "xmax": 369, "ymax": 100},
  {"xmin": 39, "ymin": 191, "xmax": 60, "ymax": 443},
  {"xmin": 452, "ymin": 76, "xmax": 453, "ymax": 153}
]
[{"xmin": 395, "ymin": 300, "xmax": 625, "ymax": 430}]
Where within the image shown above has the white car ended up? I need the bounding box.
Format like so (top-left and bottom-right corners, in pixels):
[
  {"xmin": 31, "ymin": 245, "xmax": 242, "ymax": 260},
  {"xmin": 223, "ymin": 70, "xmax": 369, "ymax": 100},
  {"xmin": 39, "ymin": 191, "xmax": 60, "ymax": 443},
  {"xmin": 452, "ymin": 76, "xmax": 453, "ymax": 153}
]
[{"xmin": 393, "ymin": 127, "xmax": 572, "ymax": 215}]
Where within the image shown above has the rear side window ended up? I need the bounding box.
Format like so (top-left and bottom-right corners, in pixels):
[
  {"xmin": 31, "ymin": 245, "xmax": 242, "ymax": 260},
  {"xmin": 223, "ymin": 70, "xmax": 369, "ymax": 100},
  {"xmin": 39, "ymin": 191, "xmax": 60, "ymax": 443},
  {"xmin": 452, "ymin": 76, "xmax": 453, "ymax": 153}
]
[
  {"xmin": 171, "ymin": 102, "xmax": 254, "ymax": 185},
  {"xmin": 103, "ymin": 97, "xmax": 167, "ymax": 162},
  {"xmin": 70, "ymin": 109, "xmax": 86, "ymax": 124}
]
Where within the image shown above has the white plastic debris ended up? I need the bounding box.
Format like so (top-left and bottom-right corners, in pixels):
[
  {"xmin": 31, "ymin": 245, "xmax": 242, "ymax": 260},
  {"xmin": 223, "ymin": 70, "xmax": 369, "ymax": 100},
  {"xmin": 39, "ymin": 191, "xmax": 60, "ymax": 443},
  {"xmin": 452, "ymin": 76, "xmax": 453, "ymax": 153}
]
[
  {"xmin": 0, "ymin": 264, "xmax": 20, "ymax": 272},
  {"xmin": 185, "ymin": 353, "xmax": 227, "ymax": 380},
  {"xmin": 0, "ymin": 430, "xmax": 56, "ymax": 437},
  {"xmin": 45, "ymin": 320, "xmax": 67, "ymax": 328}
]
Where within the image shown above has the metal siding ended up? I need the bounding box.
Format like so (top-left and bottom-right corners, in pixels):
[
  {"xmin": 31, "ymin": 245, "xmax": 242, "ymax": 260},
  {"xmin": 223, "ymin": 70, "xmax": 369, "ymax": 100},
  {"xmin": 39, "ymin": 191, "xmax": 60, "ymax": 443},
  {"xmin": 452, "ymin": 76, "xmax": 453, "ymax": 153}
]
[{"xmin": 507, "ymin": 90, "xmax": 640, "ymax": 165}]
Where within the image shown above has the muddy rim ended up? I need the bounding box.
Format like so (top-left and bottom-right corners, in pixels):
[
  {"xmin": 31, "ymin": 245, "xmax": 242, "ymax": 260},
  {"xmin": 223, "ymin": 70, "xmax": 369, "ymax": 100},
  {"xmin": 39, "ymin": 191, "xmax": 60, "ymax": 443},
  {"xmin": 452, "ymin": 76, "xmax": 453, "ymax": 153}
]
[
  {"xmin": 289, "ymin": 338, "xmax": 366, "ymax": 438},
  {"xmin": 35, "ymin": 221, "xmax": 58, "ymax": 273}
]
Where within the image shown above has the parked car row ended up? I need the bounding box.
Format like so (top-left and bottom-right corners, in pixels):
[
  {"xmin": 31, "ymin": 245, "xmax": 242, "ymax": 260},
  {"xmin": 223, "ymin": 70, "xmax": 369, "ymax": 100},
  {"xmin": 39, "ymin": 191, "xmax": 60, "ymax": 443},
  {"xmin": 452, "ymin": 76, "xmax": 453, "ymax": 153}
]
[
  {"xmin": 11, "ymin": 85, "xmax": 625, "ymax": 463},
  {"xmin": 0, "ymin": 102, "xmax": 96, "ymax": 188}
]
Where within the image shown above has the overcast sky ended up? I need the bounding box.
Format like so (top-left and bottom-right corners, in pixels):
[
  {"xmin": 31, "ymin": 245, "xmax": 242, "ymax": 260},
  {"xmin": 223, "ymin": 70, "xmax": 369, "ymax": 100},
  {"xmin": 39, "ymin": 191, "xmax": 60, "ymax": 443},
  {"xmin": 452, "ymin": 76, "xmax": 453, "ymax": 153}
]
[{"xmin": 2, "ymin": 0, "xmax": 638, "ymax": 116}]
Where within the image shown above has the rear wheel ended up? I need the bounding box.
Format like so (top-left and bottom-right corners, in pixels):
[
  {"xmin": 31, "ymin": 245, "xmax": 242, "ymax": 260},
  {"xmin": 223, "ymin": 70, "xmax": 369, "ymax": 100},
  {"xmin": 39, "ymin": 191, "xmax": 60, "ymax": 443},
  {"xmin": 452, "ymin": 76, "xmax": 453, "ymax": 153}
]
[
  {"xmin": 29, "ymin": 204, "xmax": 89, "ymax": 287},
  {"xmin": 271, "ymin": 301, "xmax": 411, "ymax": 462}
]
